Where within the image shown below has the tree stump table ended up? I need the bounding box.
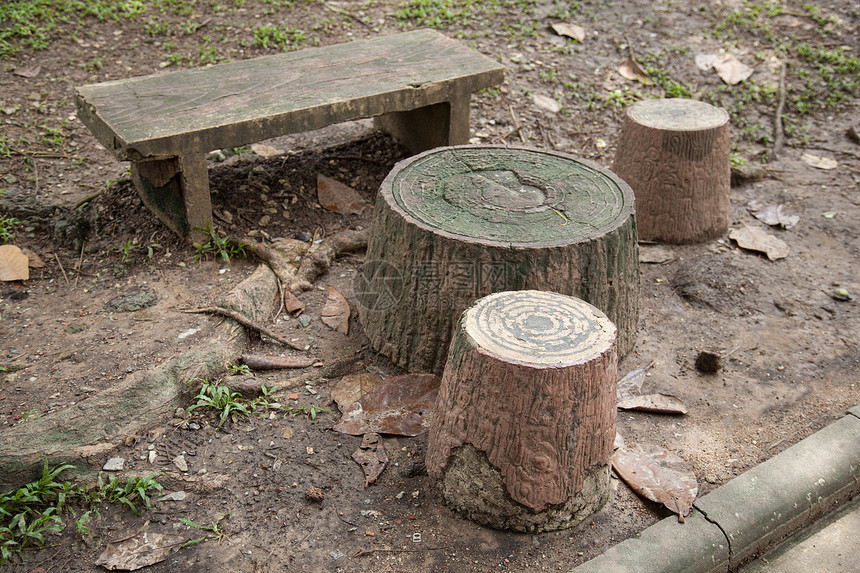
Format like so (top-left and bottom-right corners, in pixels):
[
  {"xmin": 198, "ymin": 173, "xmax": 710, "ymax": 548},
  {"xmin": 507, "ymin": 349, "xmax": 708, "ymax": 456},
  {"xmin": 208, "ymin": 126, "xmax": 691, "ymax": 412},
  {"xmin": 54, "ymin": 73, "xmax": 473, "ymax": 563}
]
[
  {"xmin": 612, "ymin": 98, "xmax": 730, "ymax": 244},
  {"xmin": 425, "ymin": 290, "xmax": 618, "ymax": 532},
  {"xmin": 356, "ymin": 145, "xmax": 638, "ymax": 375}
]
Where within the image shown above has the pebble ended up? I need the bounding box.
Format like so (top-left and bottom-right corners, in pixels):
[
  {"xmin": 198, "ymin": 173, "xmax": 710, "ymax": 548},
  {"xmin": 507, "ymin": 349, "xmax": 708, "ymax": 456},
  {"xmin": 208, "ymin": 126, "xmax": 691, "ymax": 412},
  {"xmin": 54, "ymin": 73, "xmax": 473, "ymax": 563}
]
[
  {"xmin": 102, "ymin": 457, "xmax": 125, "ymax": 471},
  {"xmin": 173, "ymin": 454, "xmax": 188, "ymax": 472}
]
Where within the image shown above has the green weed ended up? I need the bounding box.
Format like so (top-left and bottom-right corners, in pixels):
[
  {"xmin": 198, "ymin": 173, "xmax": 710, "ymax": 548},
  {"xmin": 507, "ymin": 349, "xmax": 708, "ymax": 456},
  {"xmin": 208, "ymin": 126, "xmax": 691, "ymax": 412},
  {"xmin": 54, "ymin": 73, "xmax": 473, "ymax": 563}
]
[
  {"xmin": 95, "ymin": 473, "xmax": 163, "ymax": 515},
  {"xmin": 192, "ymin": 222, "xmax": 247, "ymax": 263},
  {"xmin": 0, "ymin": 217, "xmax": 21, "ymax": 244},
  {"xmin": 0, "ymin": 461, "xmax": 77, "ymax": 562},
  {"xmin": 179, "ymin": 513, "xmax": 232, "ymax": 544},
  {"xmin": 252, "ymin": 25, "xmax": 306, "ymax": 51},
  {"xmin": 188, "ymin": 379, "xmax": 251, "ymax": 427},
  {"xmin": 285, "ymin": 403, "xmax": 331, "ymax": 421}
]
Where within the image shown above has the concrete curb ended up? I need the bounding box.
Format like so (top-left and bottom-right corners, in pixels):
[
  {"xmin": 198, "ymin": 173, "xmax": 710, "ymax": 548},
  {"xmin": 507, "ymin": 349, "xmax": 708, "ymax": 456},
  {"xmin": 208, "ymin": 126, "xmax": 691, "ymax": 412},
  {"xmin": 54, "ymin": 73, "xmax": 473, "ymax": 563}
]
[{"xmin": 569, "ymin": 406, "xmax": 860, "ymax": 573}]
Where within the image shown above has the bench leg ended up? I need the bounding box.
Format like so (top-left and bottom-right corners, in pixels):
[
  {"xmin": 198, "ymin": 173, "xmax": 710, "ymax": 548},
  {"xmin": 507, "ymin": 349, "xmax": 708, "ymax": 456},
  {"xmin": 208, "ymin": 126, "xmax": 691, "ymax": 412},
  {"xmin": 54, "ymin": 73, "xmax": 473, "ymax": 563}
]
[
  {"xmin": 374, "ymin": 91, "xmax": 471, "ymax": 153},
  {"xmin": 130, "ymin": 154, "xmax": 212, "ymax": 242}
]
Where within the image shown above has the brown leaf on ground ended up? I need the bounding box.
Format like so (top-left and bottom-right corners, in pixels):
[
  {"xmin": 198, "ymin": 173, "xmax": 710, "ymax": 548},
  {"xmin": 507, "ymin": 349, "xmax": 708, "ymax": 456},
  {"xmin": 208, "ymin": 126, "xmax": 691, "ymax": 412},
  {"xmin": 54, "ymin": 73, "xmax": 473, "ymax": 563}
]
[
  {"xmin": 320, "ymin": 286, "xmax": 350, "ymax": 334},
  {"xmin": 551, "ymin": 22, "xmax": 585, "ymax": 42},
  {"xmin": 284, "ymin": 290, "xmax": 305, "ymax": 314},
  {"xmin": 351, "ymin": 432, "xmax": 389, "ymax": 486},
  {"xmin": 748, "ymin": 200, "xmax": 800, "ymax": 229},
  {"xmin": 612, "ymin": 442, "xmax": 698, "ymax": 521},
  {"xmin": 617, "ymin": 393, "xmax": 688, "ymax": 415},
  {"xmin": 730, "ymin": 225, "xmax": 789, "ymax": 261},
  {"xmin": 617, "ymin": 57, "xmax": 652, "ymax": 84},
  {"xmin": 333, "ymin": 373, "xmax": 441, "ymax": 436},
  {"xmin": 250, "ymin": 142, "xmax": 284, "ymax": 157},
  {"xmin": 616, "ymin": 361, "xmax": 655, "ymax": 401},
  {"xmin": 800, "ymin": 152, "xmax": 837, "ymax": 170},
  {"xmin": 20, "ymin": 247, "xmax": 46, "ymax": 268},
  {"xmin": 13, "ymin": 64, "xmax": 41, "ymax": 78},
  {"xmin": 332, "ymin": 372, "xmax": 384, "ymax": 413},
  {"xmin": 317, "ymin": 173, "xmax": 366, "ymax": 215},
  {"xmin": 712, "ymin": 54, "xmax": 754, "ymax": 85},
  {"xmin": 94, "ymin": 531, "xmax": 186, "ymax": 571},
  {"xmin": 0, "ymin": 245, "xmax": 29, "ymax": 281}
]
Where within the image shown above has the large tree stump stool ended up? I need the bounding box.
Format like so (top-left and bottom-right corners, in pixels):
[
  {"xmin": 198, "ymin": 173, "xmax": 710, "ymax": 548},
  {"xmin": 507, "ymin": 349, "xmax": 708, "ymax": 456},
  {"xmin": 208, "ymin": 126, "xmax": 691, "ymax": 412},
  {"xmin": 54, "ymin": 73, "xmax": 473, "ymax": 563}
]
[
  {"xmin": 426, "ymin": 290, "xmax": 618, "ymax": 532},
  {"xmin": 613, "ymin": 98, "xmax": 730, "ymax": 244},
  {"xmin": 356, "ymin": 145, "xmax": 638, "ymax": 375}
]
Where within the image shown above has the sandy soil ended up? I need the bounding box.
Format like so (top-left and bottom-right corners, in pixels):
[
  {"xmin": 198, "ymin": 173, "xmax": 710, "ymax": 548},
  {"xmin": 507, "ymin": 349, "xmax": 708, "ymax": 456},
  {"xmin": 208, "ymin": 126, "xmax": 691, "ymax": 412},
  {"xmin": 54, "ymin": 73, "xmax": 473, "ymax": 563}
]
[{"xmin": 0, "ymin": 1, "xmax": 858, "ymax": 571}]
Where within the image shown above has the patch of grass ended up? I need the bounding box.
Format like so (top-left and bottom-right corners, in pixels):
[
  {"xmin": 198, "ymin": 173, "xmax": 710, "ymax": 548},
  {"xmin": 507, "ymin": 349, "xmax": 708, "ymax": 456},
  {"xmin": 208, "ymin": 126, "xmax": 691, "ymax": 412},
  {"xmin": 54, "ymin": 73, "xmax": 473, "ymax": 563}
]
[
  {"xmin": 252, "ymin": 25, "xmax": 307, "ymax": 51},
  {"xmin": 192, "ymin": 222, "xmax": 247, "ymax": 263},
  {"xmin": 639, "ymin": 50, "xmax": 693, "ymax": 98},
  {"xmin": 712, "ymin": 0, "xmax": 783, "ymax": 43},
  {"xmin": 0, "ymin": 217, "xmax": 22, "ymax": 244},
  {"xmin": 188, "ymin": 379, "xmax": 251, "ymax": 427},
  {"xmin": 0, "ymin": 0, "xmax": 145, "ymax": 58},
  {"xmin": 179, "ymin": 513, "xmax": 231, "ymax": 544},
  {"xmin": 0, "ymin": 461, "xmax": 77, "ymax": 563},
  {"xmin": 285, "ymin": 403, "xmax": 331, "ymax": 421},
  {"xmin": 94, "ymin": 473, "xmax": 163, "ymax": 516},
  {"xmin": 394, "ymin": 0, "xmax": 475, "ymax": 28}
]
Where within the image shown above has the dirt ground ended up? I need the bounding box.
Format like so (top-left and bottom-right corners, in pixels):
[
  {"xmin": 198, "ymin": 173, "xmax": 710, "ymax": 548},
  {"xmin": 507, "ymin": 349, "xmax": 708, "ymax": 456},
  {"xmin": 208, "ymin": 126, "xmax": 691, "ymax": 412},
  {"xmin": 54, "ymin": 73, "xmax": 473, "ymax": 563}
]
[{"xmin": 1, "ymin": 0, "xmax": 858, "ymax": 571}]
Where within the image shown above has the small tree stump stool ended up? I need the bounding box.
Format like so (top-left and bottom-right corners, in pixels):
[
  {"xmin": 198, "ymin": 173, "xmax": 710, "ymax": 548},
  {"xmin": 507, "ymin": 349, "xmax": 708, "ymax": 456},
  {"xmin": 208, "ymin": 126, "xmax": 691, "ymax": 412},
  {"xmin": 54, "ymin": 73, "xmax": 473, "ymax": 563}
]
[
  {"xmin": 613, "ymin": 98, "xmax": 730, "ymax": 244},
  {"xmin": 426, "ymin": 290, "xmax": 618, "ymax": 532},
  {"xmin": 356, "ymin": 145, "xmax": 638, "ymax": 375}
]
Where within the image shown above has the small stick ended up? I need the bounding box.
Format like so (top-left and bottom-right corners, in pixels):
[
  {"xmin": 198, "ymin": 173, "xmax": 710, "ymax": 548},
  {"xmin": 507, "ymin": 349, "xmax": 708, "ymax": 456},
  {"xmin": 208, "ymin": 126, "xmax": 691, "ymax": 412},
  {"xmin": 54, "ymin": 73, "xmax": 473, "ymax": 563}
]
[
  {"xmin": 74, "ymin": 190, "xmax": 102, "ymax": 210},
  {"xmin": 509, "ymin": 104, "xmax": 526, "ymax": 143},
  {"xmin": 771, "ymin": 62, "xmax": 787, "ymax": 160},
  {"xmin": 54, "ymin": 253, "xmax": 69, "ymax": 284},
  {"xmin": 353, "ymin": 546, "xmax": 447, "ymax": 557},
  {"xmin": 74, "ymin": 241, "xmax": 85, "ymax": 287},
  {"xmin": 241, "ymin": 354, "xmax": 317, "ymax": 370},
  {"xmin": 182, "ymin": 306, "xmax": 307, "ymax": 351}
]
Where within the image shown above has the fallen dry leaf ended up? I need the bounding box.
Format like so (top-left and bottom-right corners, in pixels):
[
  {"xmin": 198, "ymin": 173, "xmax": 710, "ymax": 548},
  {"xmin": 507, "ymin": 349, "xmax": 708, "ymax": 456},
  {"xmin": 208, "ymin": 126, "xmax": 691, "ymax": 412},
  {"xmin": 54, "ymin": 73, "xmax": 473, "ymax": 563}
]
[
  {"xmin": 320, "ymin": 285, "xmax": 350, "ymax": 334},
  {"xmin": 532, "ymin": 93, "xmax": 561, "ymax": 113},
  {"xmin": 94, "ymin": 531, "xmax": 186, "ymax": 571},
  {"xmin": 13, "ymin": 64, "xmax": 41, "ymax": 78},
  {"xmin": 617, "ymin": 361, "xmax": 654, "ymax": 401},
  {"xmin": 639, "ymin": 246, "xmax": 674, "ymax": 264},
  {"xmin": 250, "ymin": 142, "xmax": 284, "ymax": 157},
  {"xmin": 612, "ymin": 442, "xmax": 698, "ymax": 521},
  {"xmin": 284, "ymin": 290, "xmax": 305, "ymax": 314},
  {"xmin": 333, "ymin": 373, "xmax": 441, "ymax": 436},
  {"xmin": 694, "ymin": 53, "xmax": 720, "ymax": 71},
  {"xmin": 617, "ymin": 57, "xmax": 652, "ymax": 85},
  {"xmin": 19, "ymin": 247, "xmax": 46, "ymax": 268},
  {"xmin": 617, "ymin": 393, "xmax": 688, "ymax": 415},
  {"xmin": 730, "ymin": 225, "xmax": 789, "ymax": 261},
  {"xmin": 551, "ymin": 22, "xmax": 585, "ymax": 42},
  {"xmin": 351, "ymin": 432, "xmax": 389, "ymax": 486},
  {"xmin": 317, "ymin": 174, "xmax": 366, "ymax": 215},
  {"xmin": 0, "ymin": 245, "xmax": 29, "ymax": 281},
  {"xmin": 800, "ymin": 152, "xmax": 837, "ymax": 170},
  {"xmin": 332, "ymin": 372, "xmax": 384, "ymax": 413},
  {"xmin": 747, "ymin": 200, "xmax": 799, "ymax": 229},
  {"xmin": 712, "ymin": 54, "xmax": 754, "ymax": 85}
]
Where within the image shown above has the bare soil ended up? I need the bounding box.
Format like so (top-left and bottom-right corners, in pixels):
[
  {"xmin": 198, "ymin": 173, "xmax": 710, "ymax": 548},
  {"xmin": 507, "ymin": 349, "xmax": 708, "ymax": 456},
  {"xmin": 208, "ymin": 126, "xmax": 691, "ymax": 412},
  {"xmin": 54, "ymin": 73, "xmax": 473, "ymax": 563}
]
[{"xmin": 1, "ymin": 1, "xmax": 858, "ymax": 571}]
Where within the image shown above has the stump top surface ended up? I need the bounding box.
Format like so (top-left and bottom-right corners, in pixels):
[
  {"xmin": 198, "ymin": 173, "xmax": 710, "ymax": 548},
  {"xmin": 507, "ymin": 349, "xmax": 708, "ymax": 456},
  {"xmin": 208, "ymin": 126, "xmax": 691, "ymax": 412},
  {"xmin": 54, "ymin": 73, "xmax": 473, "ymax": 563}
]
[
  {"xmin": 627, "ymin": 98, "xmax": 729, "ymax": 131},
  {"xmin": 387, "ymin": 146, "xmax": 634, "ymax": 246},
  {"xmin": 463, "ymin": 290, "xmax": 616, "ymax": 366}
]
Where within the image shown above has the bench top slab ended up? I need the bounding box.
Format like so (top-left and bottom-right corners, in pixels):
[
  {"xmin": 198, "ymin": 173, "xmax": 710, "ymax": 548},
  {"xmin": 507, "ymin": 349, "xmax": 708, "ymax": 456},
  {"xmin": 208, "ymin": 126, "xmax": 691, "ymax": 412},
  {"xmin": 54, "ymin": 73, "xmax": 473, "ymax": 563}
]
[{"xmin": 75, "ymin": 29, "xmax": 505, "ymax": 161}]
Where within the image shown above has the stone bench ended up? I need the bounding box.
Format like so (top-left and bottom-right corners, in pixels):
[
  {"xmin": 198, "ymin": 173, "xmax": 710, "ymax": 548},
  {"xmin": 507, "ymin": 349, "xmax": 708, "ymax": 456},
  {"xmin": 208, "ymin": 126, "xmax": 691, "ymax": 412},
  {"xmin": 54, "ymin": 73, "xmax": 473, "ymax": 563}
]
[{"xmin": 74, "ymin": 29, "xmax": 504, "ymax": 239}]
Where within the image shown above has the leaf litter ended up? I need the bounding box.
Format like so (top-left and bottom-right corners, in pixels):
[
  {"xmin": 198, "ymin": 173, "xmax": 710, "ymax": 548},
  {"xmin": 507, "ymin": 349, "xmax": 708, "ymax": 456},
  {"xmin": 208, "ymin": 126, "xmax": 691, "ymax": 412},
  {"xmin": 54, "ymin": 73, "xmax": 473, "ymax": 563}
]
[
  {"xmin": 616, "ymin": 361, "xmax": 688, "ymax": 415},
  {"xmin": 747, "ymin": 200, "xmax": 799, "ymax": 229},
  {"xmin": 320, "ymin": 285, "xmax": 350, "ymax": 334},
  {"xmin": 612, "ymin": 440, "xmax": 699, "ymax": 522},
  {"xmin": 351, "ymin": 432, "xmax": 389, "ymax": 486},
  {"xmin": 333, "ymin": 373, "xmax": 441, "ymax": 436},
  {"xmin": 94, "ymin": 531, "xmax": 186, "ymax": 571}
]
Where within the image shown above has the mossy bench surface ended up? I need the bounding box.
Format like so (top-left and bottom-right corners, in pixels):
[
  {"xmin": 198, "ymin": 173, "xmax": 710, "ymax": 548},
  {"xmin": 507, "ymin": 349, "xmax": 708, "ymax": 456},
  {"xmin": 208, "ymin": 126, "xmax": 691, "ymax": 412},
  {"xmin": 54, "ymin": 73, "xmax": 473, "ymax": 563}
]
[
  {"xmin": 74, "ymin": 29, "xmax": 503, "ymax": 238},
  {"xmin": 75, "ymin": 29, "xmax": 504, "ymax": 162}
]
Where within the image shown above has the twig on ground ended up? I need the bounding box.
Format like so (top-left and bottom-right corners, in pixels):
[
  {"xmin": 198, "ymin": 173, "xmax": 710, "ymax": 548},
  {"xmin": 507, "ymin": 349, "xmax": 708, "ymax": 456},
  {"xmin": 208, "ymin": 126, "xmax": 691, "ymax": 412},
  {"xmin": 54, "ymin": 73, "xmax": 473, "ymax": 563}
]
[
  {"xmin": 771, "ymin": 62, "xmax": 787, "ymax": 161},
  {"xmin": 53, "ymin": 253, "xmax": 69, "ymax": 284},
  {"xmin": 509, "ymin": 104, "xmax": 526, "ymax": 143},
  {"xmin": 73, "ymin": 190, "xmax": 102, "ymax": 210},
  {"xmin": 182, "ymin": 306, "xmax": 307, "ymax": 351},
  {"xmin": 353, "ymin": 546, "xmax": 447, "ymax": 557}
]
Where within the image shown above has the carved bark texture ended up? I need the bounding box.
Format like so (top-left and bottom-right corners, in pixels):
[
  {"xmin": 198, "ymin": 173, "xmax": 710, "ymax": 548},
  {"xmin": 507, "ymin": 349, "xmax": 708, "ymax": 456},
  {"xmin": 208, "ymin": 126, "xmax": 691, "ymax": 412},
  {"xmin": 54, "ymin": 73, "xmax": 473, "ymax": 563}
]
[
  {"xmin": 357, "ymin": 145, "xmax": 639, "ymax": 375},
  {"xmin": 613, "ymin": 98, "xmax": 731, "ymax": 244},
  {"xmin": 425, "ymin": 291, "xmax": 617, "ymax": 532}
]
